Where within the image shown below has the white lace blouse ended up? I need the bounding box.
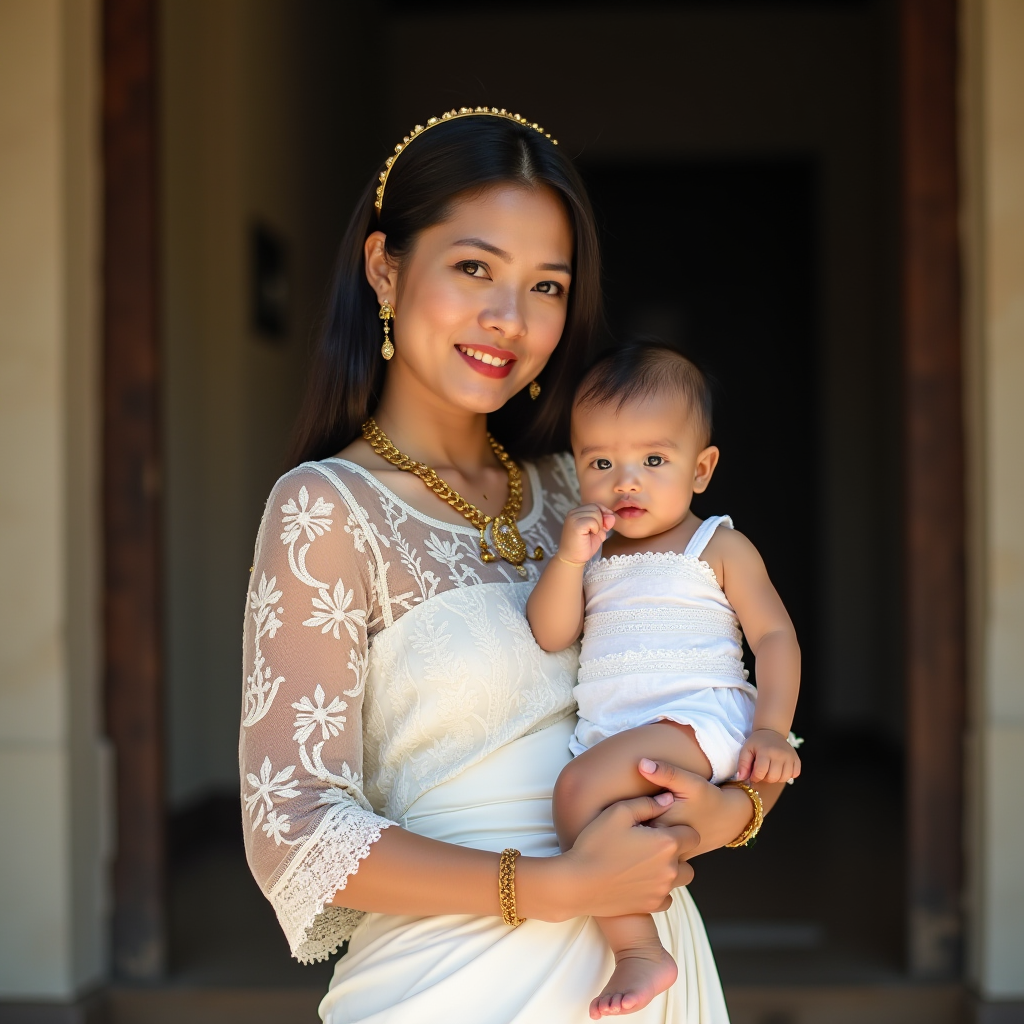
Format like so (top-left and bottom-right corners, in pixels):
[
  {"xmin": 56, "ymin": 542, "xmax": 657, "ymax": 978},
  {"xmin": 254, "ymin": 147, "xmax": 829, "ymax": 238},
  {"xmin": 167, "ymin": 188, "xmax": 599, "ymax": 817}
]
[{"xmin": 240, "ymin": 452, "xmax": 582, "ymax": 963}]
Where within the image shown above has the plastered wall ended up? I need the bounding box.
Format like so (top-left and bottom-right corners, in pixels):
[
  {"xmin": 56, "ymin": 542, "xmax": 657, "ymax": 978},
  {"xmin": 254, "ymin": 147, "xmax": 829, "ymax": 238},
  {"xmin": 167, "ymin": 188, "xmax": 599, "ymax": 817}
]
[
  {"xmin": 963, "ymin": 0, "xmax": 1024, "ymax": 1000},
  {"xmin": 161, "ymin": 0, "xmax": 377, "ymax": 808},
  {"xmin": 0, "ymin": 0, "xmax": 108, "ymax": 999}
]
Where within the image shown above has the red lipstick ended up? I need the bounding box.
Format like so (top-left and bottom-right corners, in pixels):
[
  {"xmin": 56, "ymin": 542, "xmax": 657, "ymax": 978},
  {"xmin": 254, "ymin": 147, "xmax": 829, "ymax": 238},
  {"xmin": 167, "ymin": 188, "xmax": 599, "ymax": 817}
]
[{"xmin": 456, "ymin": 343, "xmax": 516, "ymax": 379}]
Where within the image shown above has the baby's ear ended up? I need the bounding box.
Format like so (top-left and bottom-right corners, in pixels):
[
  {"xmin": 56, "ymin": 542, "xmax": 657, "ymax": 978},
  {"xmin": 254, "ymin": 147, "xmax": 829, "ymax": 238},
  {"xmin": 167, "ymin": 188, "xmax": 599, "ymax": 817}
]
[{"xmin": 692, "ymin": 446, "xmax": 720, "ymax": 494}]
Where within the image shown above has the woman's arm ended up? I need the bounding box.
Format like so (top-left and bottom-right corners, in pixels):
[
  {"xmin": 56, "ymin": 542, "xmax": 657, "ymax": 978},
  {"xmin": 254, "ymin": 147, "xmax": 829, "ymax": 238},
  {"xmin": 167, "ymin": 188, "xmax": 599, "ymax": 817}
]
[{"xmin": 335, "ymin": 792, "xmax": 700, "ymax": 921}]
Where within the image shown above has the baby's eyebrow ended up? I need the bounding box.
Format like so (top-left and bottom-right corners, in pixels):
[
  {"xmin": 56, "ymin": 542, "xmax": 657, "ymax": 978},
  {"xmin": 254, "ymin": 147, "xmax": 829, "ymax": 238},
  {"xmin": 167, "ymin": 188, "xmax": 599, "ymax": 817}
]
[{"xmin": 577, "ymin": 439, "xmax": 680, "ymax": 457}]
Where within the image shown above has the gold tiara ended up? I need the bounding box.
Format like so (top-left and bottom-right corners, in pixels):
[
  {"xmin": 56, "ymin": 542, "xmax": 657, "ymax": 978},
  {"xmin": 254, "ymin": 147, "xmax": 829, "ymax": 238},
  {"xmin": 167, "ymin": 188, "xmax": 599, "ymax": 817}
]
[{"xmin": 374, "ymin": 107, "xmax": 558, "ymax": 214}]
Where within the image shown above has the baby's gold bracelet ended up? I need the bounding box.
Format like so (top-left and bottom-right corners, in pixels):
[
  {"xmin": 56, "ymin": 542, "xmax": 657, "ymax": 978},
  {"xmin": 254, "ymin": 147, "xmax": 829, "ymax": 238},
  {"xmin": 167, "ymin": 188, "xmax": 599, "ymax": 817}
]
[
  {"xmin": 556, "ymin": 554, "xmax": 588, "ymax": 567},
  {"xmin": 498, "ymin": 848, "xmax": 525, "ymax": 927},
  {"xmin": 721, "ymin": 781, "xmax": 764, "ymax": 848}
]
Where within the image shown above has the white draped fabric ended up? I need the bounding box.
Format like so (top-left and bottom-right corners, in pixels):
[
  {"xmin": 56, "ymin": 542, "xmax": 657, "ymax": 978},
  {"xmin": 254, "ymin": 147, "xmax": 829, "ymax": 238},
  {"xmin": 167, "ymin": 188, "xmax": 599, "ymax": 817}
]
[
  {"xmin": 241, "ymin": 454, "xmax": 729, "ymax": 1022},
  {"xmin": 320, "ymin": 718, "xmax": 729, "ymax": 1024}
]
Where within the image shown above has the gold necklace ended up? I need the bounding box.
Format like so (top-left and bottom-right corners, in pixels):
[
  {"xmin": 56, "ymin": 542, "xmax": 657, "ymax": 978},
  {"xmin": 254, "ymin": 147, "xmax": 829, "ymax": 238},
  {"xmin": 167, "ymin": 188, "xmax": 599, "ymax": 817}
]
[{"xmin": 362, "ymin": 418, "xmax": 544, "ymax": 577}]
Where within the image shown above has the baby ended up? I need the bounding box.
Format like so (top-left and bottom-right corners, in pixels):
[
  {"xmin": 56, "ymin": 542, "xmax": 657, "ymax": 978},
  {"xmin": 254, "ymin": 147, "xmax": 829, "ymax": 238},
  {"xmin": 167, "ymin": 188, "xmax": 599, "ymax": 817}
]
[{"xmin": 526, "ymin": 342, "xmax": 801, "ymax": 1019}]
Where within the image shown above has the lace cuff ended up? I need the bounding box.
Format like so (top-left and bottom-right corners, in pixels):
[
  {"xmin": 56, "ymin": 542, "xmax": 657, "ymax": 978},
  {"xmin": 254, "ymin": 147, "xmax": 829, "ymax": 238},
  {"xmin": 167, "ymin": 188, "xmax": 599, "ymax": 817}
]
[{"xmin": 269, "ymin": 801, "xmax": 395, "ymax": 963}]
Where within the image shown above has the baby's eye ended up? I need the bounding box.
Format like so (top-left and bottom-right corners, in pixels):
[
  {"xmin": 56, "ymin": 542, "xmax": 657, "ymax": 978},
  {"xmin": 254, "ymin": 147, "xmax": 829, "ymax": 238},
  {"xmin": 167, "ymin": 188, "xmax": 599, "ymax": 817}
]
[
  {"xmin": 592, "ymin": 458, "xmax": 612, "ymax": 471},
  {"xmin": 644, "ymin": 455, "xmax": 665, "ymax": 467}
]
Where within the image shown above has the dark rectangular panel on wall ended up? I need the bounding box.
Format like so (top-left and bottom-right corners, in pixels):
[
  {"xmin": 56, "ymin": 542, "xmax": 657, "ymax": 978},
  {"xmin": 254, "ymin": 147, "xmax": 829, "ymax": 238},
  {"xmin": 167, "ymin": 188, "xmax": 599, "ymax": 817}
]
[
  {"xmin": 103, "ymin": 0, "xmax": 165, "ymax": 979},
  {"xmin": 900, "ymin": 0, "xmax": 965, "ymax": 980}
]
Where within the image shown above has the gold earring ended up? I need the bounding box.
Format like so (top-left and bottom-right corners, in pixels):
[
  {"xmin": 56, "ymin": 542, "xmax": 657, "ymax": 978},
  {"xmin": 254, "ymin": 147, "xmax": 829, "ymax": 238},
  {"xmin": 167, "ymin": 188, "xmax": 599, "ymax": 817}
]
[
  {"xmin": 529, "ymin": 380, "xmax": 541, "ymax": 400},
  {"xmin": 379, "ymin": 300, "xmax": 394, "ymax": 360}
]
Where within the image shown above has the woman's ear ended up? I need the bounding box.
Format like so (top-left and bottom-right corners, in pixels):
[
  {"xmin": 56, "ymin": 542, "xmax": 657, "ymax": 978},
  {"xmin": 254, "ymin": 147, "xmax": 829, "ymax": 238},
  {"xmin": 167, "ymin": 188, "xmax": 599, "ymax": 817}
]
[
  {"xmin": 692, "ymin": 445, "xmax": 720, "ymax": 494},
  {"xmin": 364, "ymin": 230, "xmax": 397, "ymax": 304}
]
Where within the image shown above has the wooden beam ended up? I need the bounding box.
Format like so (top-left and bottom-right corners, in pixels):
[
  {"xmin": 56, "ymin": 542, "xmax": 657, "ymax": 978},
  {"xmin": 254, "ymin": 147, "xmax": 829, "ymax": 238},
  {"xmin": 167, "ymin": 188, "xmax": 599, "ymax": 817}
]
[
  {"xmin": 102, "ymin": 0, "xmax": 165, "ymax": 979},
  {"xmin": 900, "ymin": 0, "xmax": 966, "ymax": 980}
]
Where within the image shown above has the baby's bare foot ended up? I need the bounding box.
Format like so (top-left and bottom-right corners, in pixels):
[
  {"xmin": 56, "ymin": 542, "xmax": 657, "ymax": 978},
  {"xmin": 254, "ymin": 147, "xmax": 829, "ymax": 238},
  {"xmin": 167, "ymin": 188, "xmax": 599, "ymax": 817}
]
[{"xmin": 589, "ymin": 943, "xmax": 678, "ymax": 1018}]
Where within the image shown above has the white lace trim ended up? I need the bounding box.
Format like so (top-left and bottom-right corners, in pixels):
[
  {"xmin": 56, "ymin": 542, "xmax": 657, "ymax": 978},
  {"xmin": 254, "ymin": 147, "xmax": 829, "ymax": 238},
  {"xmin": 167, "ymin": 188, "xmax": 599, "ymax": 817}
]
[
  {"xmin": 578, "ymin": 647, "xmax": 749, "ymax": 684},
  {"xmin": 586, "ymin": 552, "xmax": 721, "ymax": 590},
  {"xmin": 584, "ymin": 606, "xmax": 741, "ymax": 643},
  {"xmin": 269, "ymin": 801, "xmax": 395, "ymax": 964}
]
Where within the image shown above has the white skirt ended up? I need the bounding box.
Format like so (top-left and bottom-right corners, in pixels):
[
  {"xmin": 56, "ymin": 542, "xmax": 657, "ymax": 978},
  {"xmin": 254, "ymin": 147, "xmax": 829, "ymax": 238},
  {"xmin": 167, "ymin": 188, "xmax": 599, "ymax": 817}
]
[{"xmin": 319, "ymin": 716, "xmax": 729, "ymax": 1024}]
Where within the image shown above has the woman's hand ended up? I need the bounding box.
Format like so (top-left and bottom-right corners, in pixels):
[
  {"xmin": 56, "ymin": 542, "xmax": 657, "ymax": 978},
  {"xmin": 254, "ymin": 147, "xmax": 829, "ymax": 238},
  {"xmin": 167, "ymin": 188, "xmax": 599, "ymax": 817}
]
[
  {"xmin": 521, "ymin": 793, "xmax": 698, "ymax": 922},
  {"xmin": 637, "ymin": 758, "xmax": 786, "ymax": 857}
]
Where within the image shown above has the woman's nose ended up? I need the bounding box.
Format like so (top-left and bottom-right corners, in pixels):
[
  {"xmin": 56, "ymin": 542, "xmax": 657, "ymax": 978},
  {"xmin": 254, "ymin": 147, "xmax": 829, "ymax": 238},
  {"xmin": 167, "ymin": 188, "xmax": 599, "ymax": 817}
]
[{"xmin": 479, "ymin": 291, "xmax": 527, "ymax": 338}]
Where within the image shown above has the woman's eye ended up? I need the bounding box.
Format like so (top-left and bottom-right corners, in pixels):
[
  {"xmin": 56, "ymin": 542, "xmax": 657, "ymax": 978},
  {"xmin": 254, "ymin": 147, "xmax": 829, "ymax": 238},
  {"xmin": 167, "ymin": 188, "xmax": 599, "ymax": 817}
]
[
  {"xmin": 644, "ymin": 455, "xmax": 664, "ymax": 467},
  {"xmin": 533, "ymin": 280, "xmax": 565, "ymax": 296},
  {"xmin": 592, "ymin": 458, "xmax": 612, "ymax": 470},
  {"xmin": 457, "ymin": 261, "xmax": 489, "ymax": 278}
]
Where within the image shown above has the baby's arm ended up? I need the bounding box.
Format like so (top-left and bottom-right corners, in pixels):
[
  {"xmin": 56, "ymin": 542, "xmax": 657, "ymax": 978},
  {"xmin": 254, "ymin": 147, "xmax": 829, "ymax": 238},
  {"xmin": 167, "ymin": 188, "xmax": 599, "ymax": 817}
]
[
  {"xmin": 708, "ymin": 529, "xmax": 802, "ymax": 784},
  {"xmin": 526, "ymin": 503, "xmax": 616, "ymax": 652}
]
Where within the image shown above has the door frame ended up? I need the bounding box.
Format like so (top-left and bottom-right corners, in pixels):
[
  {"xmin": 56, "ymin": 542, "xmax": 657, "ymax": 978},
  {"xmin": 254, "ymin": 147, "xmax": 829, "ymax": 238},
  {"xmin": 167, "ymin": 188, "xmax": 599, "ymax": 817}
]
[
  {"xmin": 900, "ymin": 0, "xmax": 966, "ymax": 980},
  {"xmin": 103, "ymin": 0, "xmax": 165, "ymax": 980}
]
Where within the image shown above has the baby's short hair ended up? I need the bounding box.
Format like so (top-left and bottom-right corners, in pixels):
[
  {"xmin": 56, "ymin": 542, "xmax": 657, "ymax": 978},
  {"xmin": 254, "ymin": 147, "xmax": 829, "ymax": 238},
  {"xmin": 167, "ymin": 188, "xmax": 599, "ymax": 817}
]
[{"xmin": 574, "ymin": 342, "xmax": 713, "ymax": 448}]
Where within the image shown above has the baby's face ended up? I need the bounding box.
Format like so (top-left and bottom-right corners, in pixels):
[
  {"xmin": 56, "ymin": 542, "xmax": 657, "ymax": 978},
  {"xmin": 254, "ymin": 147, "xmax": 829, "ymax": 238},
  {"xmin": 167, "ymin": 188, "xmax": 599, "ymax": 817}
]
[{"xmin": 571, "ymin": 391, "xmax": 715, "ymax": 540}]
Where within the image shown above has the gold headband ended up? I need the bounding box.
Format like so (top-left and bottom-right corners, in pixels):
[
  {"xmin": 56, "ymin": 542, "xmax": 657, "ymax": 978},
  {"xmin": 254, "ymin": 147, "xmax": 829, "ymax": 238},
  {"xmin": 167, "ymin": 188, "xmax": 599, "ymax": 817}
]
[{"xmin": 374, "ymin": 107, "xmax": 558, "ymax": 215}]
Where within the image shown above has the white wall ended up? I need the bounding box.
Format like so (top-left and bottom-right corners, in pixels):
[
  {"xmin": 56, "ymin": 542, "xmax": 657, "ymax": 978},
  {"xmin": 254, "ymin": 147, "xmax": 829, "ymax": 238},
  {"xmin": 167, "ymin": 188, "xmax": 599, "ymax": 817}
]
[
  {"xmin": 963, "ymin": 0, "xmax": 1024, "ymax": 1001},
  {"xmin": 0, "ymin": 0, "xmax": 108, "ymax": 999}
]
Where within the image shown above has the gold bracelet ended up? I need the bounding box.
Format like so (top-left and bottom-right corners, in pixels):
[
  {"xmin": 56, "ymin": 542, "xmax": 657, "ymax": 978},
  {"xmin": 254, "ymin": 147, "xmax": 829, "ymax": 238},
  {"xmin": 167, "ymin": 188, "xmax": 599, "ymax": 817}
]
[
  {"xmin": 556, "ymin": 554, "xmax": 588, "ymax": 567},
  {"xmin": 722, "ymin": 781, "xmax": 764, "ymax": 848},
  {"xmin": 498, "ymin": 848, "xmax": 525, "ymax": 927}
]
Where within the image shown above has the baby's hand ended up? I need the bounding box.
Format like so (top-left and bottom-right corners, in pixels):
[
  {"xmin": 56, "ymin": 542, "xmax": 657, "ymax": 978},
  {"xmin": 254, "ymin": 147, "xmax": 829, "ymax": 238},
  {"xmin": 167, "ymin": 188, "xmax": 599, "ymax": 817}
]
[
  {"xmin": 558, "ymin": 504, "xmax": 616, "ymax": 566},
  {"xmin": 736, "ymin": 729, "xmax": 801, "ymax": 785}
]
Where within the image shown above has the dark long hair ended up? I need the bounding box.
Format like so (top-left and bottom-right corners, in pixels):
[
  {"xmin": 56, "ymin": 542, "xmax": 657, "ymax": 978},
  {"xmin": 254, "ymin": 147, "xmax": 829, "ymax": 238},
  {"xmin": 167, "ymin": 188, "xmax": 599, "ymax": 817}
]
[{"xmin": 289, "ymin": 114, "xmax": 603, "ymax": 466}]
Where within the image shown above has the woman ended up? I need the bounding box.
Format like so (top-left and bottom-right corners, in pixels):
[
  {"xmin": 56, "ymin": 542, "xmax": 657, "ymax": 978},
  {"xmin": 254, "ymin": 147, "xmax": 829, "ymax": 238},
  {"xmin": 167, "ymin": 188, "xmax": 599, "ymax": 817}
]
[{"xmin": 240, "ymin": 108, "xmax": 785, "ymax": 1023}]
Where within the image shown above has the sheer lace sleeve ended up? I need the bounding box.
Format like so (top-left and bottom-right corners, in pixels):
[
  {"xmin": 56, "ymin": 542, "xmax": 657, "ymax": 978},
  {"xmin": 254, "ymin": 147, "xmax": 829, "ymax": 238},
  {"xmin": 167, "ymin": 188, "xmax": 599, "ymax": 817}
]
[{"xmin": 240, "ymin": 464, "xmax": 395, "ymax": 963}]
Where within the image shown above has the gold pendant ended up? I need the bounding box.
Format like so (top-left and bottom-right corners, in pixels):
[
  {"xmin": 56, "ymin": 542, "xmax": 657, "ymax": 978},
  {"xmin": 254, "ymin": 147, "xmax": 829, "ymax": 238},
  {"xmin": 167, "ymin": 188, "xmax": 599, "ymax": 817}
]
[{"xmin": 489, "ymin": 515, "xmax": 545, "ymax": 576}]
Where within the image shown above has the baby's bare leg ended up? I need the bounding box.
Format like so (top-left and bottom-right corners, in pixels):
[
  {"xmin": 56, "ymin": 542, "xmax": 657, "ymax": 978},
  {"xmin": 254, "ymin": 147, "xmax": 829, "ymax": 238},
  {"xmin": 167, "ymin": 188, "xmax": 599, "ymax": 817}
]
[
  {"xmin": 553, "ymin": 721, "xmax": 713, "ymax": 851},
  {"xmin": 553, "ymin": 722, "xmax": 712, "ymax": 1018}
]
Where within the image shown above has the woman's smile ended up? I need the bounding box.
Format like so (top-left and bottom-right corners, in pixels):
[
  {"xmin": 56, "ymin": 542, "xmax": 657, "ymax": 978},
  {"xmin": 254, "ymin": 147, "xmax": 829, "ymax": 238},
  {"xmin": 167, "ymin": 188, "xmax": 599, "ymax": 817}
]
[{"xmin": 456, "ymin": 343, "xmax": 516, "ymax": 378}]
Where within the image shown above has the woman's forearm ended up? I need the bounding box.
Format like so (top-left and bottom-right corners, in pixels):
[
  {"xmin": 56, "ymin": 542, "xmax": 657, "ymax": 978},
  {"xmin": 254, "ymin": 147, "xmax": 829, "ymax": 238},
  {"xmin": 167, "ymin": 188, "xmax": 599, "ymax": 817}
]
[{"xmin": 332, "ymin": 827, "xmax": 572, "ymax": 922}]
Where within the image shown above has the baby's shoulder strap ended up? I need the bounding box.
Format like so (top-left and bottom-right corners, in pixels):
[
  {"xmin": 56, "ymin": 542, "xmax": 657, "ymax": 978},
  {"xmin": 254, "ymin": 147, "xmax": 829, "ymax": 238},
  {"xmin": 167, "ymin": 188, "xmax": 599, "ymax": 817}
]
[{"xmin": 683, "ymin": 515, "xmax": 734, "ymax": 559}]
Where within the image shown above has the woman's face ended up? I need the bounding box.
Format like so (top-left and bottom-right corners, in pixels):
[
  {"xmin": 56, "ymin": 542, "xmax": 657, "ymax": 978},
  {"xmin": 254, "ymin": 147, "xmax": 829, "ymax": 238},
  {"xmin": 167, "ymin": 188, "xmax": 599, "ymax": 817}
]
[{"xmin": 365, "ymin": 185, "xmax": 573, "ymax": 415}]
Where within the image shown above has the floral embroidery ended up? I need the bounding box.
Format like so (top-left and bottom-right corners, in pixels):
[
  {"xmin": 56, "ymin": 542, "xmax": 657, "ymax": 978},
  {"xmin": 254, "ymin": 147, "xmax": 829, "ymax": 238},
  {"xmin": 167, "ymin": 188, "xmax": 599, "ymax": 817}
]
[
  {"xmin": 262, "ymin": 809, "xmax": 295, "ymax": 845},
  {"xmin": 292, "ymin": 684, "xmax": 348, "ymax": 743},
  {"xmin": 281, "ymin": 486, "xmax": 334, "ymax": 545},
  {"xmin": 243, "ymin": 573, "xmax": 285, "ymax": 727},
  {"xmin": 304, "ymin": 579, "xmax": 367, "ymax": 641},
  {"xmin": 244, "ymin": 756, "xmax": 301, "ymax": 831}
]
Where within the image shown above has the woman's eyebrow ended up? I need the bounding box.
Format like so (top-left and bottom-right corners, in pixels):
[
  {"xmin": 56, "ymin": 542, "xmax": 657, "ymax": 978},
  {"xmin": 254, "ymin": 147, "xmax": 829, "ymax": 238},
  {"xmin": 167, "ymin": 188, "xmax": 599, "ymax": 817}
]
[
  {"xmin": 453, "ymin": 237, "xmax": 511, "ymax": 262},
  {"xmin": 538, "ymin": 260, "xmax": 572, "ymax": 274},
  {"xmin": 452, "ymin": 238, "xmax": 572, "ymax": 275}
]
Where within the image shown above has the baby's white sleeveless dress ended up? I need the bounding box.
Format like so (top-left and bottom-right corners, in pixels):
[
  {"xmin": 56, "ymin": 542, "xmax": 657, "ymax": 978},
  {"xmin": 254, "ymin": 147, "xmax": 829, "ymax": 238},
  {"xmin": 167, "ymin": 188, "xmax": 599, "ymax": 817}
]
[{"xmin": 573, "ymin": 516, "xmax": 758, "ymax": 784}]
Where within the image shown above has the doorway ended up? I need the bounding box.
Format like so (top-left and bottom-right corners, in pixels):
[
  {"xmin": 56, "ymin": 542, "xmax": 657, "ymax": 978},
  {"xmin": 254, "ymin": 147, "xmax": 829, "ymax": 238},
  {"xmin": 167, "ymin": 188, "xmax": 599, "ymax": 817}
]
[
  {"xmin": 584, "ymin": 158, "xmax": 904, "ymax": 981},
  {"xmin": 102, "ymin": 0, "xmax": 965, "ymax": 1009}
]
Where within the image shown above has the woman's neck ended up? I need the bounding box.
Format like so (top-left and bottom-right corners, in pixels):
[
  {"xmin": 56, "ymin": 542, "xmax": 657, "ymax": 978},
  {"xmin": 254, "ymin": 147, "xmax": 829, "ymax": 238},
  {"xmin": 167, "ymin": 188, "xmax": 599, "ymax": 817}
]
[{"xmin": 372, "ymin": 366, "xmax": 496, "ymax": 476}]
